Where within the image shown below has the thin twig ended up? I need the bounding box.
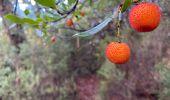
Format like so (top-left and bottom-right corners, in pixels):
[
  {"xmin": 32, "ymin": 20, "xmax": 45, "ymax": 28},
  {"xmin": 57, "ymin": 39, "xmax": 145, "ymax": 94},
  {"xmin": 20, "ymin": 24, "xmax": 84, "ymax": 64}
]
[
  {"xmin": 13, "ymin": 0, "xmax": 18, "ymax": 15},
  {"xmin": 56, "ymin": 0, "xmax": 79, "ymax": 15}
]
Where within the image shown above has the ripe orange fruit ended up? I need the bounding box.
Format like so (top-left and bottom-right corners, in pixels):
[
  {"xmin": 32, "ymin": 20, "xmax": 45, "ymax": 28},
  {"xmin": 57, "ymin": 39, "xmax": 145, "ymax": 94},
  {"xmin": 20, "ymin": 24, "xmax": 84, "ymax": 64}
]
[
  {"xmin": 80, "ymin": 11, "xmax": 85, "ymax": 17},
  {"xmin": 51, "ymin": 36, "xmax": 56, "ymax": 43},
  {"xmin": 105, "ymin": 42, "xmax": 130, "ymax": 64},
  {"xmin": 67, "ymin": 18, "xmax": 73, "ymax": 27},
  {"xmin": 129, "ymin": 2, "xmax": 161, "ymax": 32}
]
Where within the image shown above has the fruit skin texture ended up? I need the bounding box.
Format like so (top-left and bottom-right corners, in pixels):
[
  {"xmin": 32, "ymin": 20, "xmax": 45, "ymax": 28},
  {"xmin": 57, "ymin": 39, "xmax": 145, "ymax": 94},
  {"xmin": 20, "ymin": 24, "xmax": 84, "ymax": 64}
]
[
  {"xmin": 105, "ymin": 42, "xmax": 130, "ymax": 64},
  {"xmin": 129, "ymin": 2, "xmax": 161, "ymax": 32},
  {"xmin": 51, "ymin": 36, "xmax": 56, "ymax": 43},
  {"xmin": 67, "ymin": 18, "xmax": 73, "ymax": 27}
]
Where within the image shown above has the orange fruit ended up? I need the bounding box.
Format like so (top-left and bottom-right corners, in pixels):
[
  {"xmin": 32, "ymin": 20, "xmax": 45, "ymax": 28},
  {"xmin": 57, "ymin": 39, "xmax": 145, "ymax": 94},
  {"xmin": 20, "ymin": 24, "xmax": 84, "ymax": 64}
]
[
  {"xmin": 105, "ymin": 42, "xmax": 130, "ymax": 64},
  {"xmin": 129, "ymin": 2, "xmax": 161, "ymax": 32},
  {"xmin": 80, "ymin": 11, "xmax": 85, "ymax": 17},
  {"xmin": 67, "ymin": 18, "xmax": 73, "ymax": 27},
  {"xmin": 51, "ymin": 36, "xmax": 56, "ymax": 43}
]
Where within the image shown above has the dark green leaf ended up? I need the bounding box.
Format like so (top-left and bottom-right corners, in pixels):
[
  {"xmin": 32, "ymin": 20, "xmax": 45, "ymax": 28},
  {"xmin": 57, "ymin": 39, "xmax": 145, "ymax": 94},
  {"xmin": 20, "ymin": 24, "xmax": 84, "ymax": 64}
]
[
  {"xmin": 121, "ymin": 0, "xmax": 132, "ymax": 12},
  {"xmin": 73, "ymin": 17, "xmax": 112, "ymax": 37},
  {"xmin": 35, "ymin": 0, "xmax": 56, "ymax": 9}
]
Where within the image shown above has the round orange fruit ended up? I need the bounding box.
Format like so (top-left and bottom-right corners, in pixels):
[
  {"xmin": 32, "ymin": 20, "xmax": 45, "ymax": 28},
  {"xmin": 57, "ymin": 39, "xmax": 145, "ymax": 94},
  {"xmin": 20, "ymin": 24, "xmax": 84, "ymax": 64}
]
[
  {"xmin": 80, "ymin": 11, "xmax": 85, "ymax": 17},
  {"xmin": 51, "ymin": 36, "xmax": 56, "ymax": 43},
  {"xmin": 67, "ymin": 18, "xmax": 73, "ymax": 27},
  {"xmin": 105, "ymin": 42, "xmax": 130, "ymax": 64},
  {"xmin": 129, "ymin": 2, "xmax": 161, "ymax": 32}
]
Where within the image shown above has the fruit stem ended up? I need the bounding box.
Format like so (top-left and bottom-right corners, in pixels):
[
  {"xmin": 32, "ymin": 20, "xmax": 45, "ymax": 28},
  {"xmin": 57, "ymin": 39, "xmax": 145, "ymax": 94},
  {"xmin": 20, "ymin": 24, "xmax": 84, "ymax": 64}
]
[
  {"xmin": 116, "ymin": 7, "xmax": 122, "ymax": 42},
  {"xmin": 77, "ymin": 37, "xmax": 80, "ymax": 49}
]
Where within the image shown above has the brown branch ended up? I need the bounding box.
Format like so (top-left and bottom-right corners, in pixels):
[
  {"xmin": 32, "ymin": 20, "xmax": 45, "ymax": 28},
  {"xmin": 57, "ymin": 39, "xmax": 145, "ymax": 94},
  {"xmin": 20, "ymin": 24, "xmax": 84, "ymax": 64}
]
[{"xmin": 13, "ymin": 0, "xmax": 18, "ymax": 15}]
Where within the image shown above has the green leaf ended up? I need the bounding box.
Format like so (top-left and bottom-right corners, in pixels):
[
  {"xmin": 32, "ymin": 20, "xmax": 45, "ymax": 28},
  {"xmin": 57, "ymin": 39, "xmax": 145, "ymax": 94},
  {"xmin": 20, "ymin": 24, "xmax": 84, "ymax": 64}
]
[
  {"xmin": 35, "ymin": 0, "xmax": 56, "ymax": 9},
  {"xmin": 121, "ymin": 0, "xmax": 132, "ymax": 12},
  {"xmin": 22, "ymin": 18, "xmax": 39, "ymax": 25},
  {"xmin": 88, "ymin": 0, "xmax": 93, "ymax": 6},
  {"xmin": 73, "ymin": 17, "xmax": 112, "ymax": 37},
  {"xmin": 68, "ymin": 0, "xmax": 76, "ymax": 5},
  {"xmin": 4, "ymin": 14, "xmax": 24, "ymax": 24},
  {"xmin": 24, "ymin": 9, "xmax": 30, "ymax": 15},
  {"xmin": 4, "ymin": 14, "xmax": 42, "ymax": 28},
  {"xmin": 61, "ymin": 3, "xmax": 67, "ymax": 11}
]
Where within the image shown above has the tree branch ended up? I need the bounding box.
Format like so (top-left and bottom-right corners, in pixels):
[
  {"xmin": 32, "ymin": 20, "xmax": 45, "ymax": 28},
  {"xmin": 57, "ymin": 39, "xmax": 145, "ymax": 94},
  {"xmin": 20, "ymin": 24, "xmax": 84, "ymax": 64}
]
[
  {"xmin": 13, "ymin": 0, "xmax": 18, "ymax": 15},
  {"xmin": 56, "ymin": 0, "xmax": 79, "ymax": 15}
]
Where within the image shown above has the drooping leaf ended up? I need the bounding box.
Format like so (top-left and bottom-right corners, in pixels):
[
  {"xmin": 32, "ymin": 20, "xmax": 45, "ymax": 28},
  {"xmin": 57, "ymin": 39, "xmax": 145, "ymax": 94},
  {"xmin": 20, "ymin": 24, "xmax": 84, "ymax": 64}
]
[
  {"xmin": 121, "ymin": 0, "xmax": 132, "ymax": 12},
  {"xmin": 73, "ymin": 17, "xmax": 112, "ymax": 37},
  {"xmin": 35, "ymin": 0, "xmax": 56, "ymax": 9}
]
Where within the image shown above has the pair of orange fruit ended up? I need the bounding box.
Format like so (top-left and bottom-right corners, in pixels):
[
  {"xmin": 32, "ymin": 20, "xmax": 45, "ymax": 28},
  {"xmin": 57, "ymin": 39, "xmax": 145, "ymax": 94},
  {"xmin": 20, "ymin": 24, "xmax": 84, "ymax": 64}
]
[
  {"xmin": 106, "ymin": 2, "xmax": 161, "ymax": 64},
  {"xmin": 66, "ymin": 11, "xmax": 85, "ymax": 27}
]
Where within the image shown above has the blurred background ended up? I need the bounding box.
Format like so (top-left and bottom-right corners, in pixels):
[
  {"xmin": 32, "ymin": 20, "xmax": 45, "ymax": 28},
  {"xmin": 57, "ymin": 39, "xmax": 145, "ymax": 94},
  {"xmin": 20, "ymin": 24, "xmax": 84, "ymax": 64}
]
[{"xmin": 0, "ymin": 0, "xmax": 170, "ymax": 100}]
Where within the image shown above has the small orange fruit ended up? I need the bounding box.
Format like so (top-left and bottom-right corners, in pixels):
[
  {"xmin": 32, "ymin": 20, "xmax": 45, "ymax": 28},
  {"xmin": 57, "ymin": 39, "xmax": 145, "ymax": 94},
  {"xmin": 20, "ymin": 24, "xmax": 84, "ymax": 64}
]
[
  {"xmin": 80, "ymin": 11, "xmax": 85, "ymax": 17},
  {"xmin": 105, "ymin": 42, "xmax": 130, "ymax": 64},
  {"xmin": 51, "ymin": 36, "xmax": 56, "ymax": 43},
  {"xmin": 129, "ymin": 2, "xmax": 161, "ymax": 32},
  {"xmin": 67, "ymin": 18, "xmax": 73, "ymax": 27}
]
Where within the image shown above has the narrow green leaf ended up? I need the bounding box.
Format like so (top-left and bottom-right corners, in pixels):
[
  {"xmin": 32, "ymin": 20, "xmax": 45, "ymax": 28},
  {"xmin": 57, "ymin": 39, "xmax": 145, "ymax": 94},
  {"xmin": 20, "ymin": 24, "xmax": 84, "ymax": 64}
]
[
  {"xmin": 73, "ymin": 17, "xmax": 112, "ymax": 37},
  {"xmin": 35, "ymin": 0, "xmax": 56, "ymax": 9},
  {"xmin": 4, "ymin": 14, "xmax": 24, "ymax": 24},
  {"xmin": 4, "ymin": 14, "xmax": 42, "ymax": 28},
  {"xmin": 121, "ymin": 0, "xmax": 132, "ymax": 12},
  {"xmin": 22, "ymin": 18, "xmax": 39, "ymax": 25},
  {"xmin": 88, "ymin": 0, "xmax": 93, "ymax": 6}
]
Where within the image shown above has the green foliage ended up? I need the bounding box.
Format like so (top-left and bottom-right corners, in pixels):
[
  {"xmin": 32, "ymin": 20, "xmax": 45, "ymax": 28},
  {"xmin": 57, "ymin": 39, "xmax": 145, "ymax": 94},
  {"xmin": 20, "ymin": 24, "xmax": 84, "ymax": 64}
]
[
  {"xmin": 35, "ymin": 0, "xmax": 56, "ymax": 9},
  {"xmin": 0, "ymin": 29, "xmax": 72, "ymax": 99},
  {"xmin": 98, "ymin": 60, "xmax": 124, "ymax": 80},
  {"xmin": 121, "ymin": 0, "xmax": 133, "ymax": 12},
  {"xmin": 0, "ymin": 67, "xmax": 16, "ymax": 96},
  {"xmin": 4, "ymin": 14, "xmax": 41, "ymax": 27},
  {"xmin": 96, "ymin": 0, "xmax": 116, "ymax": 10},
  {"xmin": 156, "ymin": 62, "xmax": 170, "ymax": 99},
  {"xmin": 4, "ymin": 0, "xmax": 117, "ymax": 39},
  {"xmin": 68, "ymin": 0, "xmax": 77, "ymax": 5}
]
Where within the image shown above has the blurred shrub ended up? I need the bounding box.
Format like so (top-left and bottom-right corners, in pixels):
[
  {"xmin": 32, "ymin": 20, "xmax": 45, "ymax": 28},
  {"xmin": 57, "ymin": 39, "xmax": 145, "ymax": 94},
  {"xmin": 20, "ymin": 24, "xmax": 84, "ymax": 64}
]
[
  {"xmin": 0, "ymin": 32, "xmax": 71, "ymax": 99},
  {"xmin": 156, "ymin": 62, "xmax": 170, "ymax": 100}
]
